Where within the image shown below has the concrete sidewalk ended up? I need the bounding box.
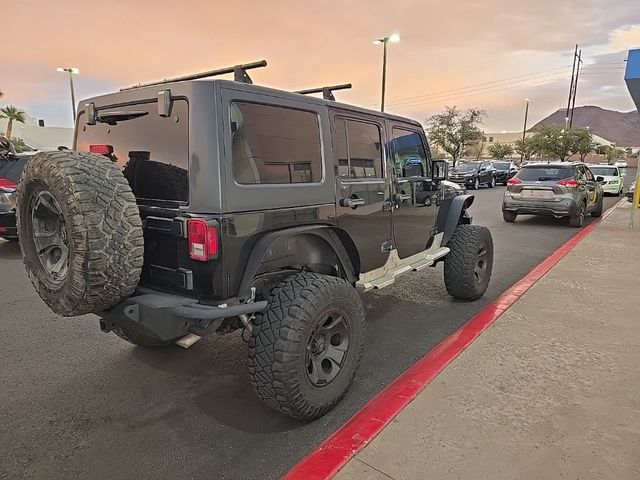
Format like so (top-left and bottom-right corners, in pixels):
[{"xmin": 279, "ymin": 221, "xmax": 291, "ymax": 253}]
[{"xmin": 336, "ymin": 202, "xmax": 640, "ymax": 480}]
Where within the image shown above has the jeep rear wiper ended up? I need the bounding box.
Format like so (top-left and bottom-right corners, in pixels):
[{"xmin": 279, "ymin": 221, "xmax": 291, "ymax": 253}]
[{"xmin": 96, "ymin": 111, "xmax": 148, "ymax": 125}]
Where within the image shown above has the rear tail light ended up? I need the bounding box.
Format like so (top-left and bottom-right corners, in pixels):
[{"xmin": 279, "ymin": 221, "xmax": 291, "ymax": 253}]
[
  {"xmin": 89, "ymin": 144, "xmax": 114, "ymax": 156},
  {"xmin": 506, "ymin": 177, "xmax": 521, "ymax": 186},
  {"xmin": 558, "ymin": 178, "xmax": 579, "ymax": 188},
  {"xmin": 188, "ymin": 218, "xmax": 219, "ymax": 261},
  {"xmin": 0, "ymin": 177, "xmax": 17, "ymax": 190}
]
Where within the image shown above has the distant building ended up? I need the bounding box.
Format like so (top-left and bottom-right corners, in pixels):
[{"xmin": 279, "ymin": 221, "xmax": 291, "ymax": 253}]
[{"xmin": 0, "ymin": 113, "xmax": 73, "ymax": 151}]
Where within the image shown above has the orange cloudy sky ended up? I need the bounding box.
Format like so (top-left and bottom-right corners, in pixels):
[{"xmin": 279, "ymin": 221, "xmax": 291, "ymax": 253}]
[{"xmin": 3, "ymin": 0, "xmax": 640, "ymax": 130}]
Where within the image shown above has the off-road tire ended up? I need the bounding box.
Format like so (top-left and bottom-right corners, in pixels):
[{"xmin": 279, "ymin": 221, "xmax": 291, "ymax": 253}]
[
  {"xmin": 114, "ymin": 328, "xmax": 176, "ymax": 348},
  {"xmin": 17, "ymin": 151, "xmax": 144, "ymax": 316},
  {"xmin": 591, "ymin": 196, "xmax": 603, "ymax": 218},
  {"xmin": 444, "ymin": 225, "xmax": 493, "ymax": 301},
  {"xmin": 472, "ymin": 178, "xmax": 480, "ymax": 190},
  {"xmin": 488, "ymin": 176, "xmax": 496, "ymax": 188},
  {"xmin": 248, "ymin": 272, "xmax": 365, "ymax": 421},
  {"xmin": 569, "ymin": 201, "xmax": 586, "ymax": 227},
  {"xmin": 503, "ymin": 210, "xmax": 517, "ymax": 223}
]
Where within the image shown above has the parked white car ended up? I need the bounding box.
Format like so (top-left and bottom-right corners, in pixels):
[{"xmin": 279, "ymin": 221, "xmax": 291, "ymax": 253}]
[
  {"xmin": 589, "ymin": 165, "xmax": 625, "ymax": 196},
  {"xmin": 614, "ymin": 159, "xmax": 628, "ymax": 168}
]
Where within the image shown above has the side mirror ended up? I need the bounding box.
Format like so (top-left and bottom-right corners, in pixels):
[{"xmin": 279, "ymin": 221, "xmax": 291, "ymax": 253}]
[
  {"xmin": 596, "ymin": 176, "xmax": 605, "ymax": 183},
  {"xmin": 432, "ymin": 160, "xmax": 448, "ymax": 181}
]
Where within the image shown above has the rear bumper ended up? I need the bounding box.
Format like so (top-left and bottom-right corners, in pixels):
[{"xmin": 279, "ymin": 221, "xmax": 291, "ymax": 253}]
[
  {"xmin": 0, "ymin": 211, "xmax": 17, "ymax": 238},
  {"xmin": 502, "ymin": 195, "xmax": 577, "ymax": 217},
  {"xmin": 99, "ymin": 290, "xmax": 267, "ymax": 341}
]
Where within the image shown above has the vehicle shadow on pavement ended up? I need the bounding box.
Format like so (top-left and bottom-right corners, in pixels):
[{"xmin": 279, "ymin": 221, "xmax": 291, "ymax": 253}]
[
  {"xmin": 129, "ymin": 334, "xmax": 306, "ymax": 434},
  {"xmin": 0, "ymin": 239, "xmax": 21, "ymax": 260},
  {"xmin": 509, "ymin": 216, "xmax": 595, "ymax": 228}
]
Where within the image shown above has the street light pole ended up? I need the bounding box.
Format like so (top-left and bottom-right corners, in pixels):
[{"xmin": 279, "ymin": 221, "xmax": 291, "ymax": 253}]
[
  {"xmin": 374, "ymin": 33, "xmax": 400, "ymax": 112},
  {"xmin": 521, "ymin": 98, "xmax": 530, "ymax": 163},
  {"xmin": 57, "ymin": 67, "xmax": 79, "ymax": 122},
  {"xmin": 381, "ymin": 40, "xmax": 388, "ymax": 112}
]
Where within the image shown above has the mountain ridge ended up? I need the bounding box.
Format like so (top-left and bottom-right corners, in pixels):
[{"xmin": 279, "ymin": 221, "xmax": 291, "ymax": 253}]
[{"xmin": 532, "ymin": 105, "xmax": 640, "ymax": 147}]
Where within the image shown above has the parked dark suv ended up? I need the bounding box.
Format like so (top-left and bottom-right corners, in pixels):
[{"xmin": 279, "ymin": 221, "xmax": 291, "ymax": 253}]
[
  {"xmin": 16, "ymin": 61, "xmax": 494, "ymax": 420},
  {"xmin": 449, "ymin": 160, "xmax": 496, "ymax": 189},
  {"xmin": 502, "ymin": 162, "xmax": 604, "ymax": 227}
]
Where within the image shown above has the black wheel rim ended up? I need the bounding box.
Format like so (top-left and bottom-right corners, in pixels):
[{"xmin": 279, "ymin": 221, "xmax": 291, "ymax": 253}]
[
  {"xmin": 474, "ymin": 245, "xmax": 488, "ymax": 284},
  {"xmin": 306, "ymin": 312, "xmax": 350, "ymax": 387},
  {"xmin": 30, "ymin": 191, "xmax": 69, "ymax": 285}
]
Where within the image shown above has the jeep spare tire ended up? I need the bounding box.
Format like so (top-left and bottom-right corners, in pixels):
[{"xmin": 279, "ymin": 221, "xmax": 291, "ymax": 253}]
[{"xmin": 17, "ymin": 151, "xmax": 144, "ymax": 316}]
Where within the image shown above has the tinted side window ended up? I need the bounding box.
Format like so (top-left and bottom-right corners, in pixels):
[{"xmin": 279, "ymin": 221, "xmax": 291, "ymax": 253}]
[
  {"xmin": 392, "ymin": 128, "xmax": 429, "ymax": 178},
  {"xmin": 76, "ymin": 100, "xmax": 189, "ymax": 203},
  {"xmin": 575, "ymin": 165, "xmax": 587, "ymax": 181},
  {"xmin": 231, "ymin": 102, "xmax": 322, "ymax": 184},
  {"xmin": 335, "ymin": 118, "xmax": 383, "ymax": 179},
  {"xmin": 584, "ymin": 167, "xmax": 595, "ymax": 181}
]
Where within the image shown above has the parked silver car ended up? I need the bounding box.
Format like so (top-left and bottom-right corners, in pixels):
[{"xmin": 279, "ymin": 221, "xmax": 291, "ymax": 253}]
[{"xmin": 502, "ymin": 162, "xmax": 604, "ymax": 228}]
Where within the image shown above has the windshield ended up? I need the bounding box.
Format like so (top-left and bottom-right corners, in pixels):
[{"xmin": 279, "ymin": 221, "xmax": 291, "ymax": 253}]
[
  {"xmin": 589, "ymin": 167, "xmax": 618, "ymax": 177},
  {"xmin": 493, "ymin": 162, "xmax": 510, "ymax": 170},
  {"xmin": 453, "ymin": 162, "xmax": 478, "ymax": 173},
  {"xmin": 516, "ymin": 166, "xmax": 573, "ymax": 182}
]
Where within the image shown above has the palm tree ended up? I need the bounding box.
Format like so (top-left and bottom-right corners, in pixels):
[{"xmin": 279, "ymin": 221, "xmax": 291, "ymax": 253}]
[{"xmin": 0, "ymin": 106, "xmax": 26, "ymax": 141}]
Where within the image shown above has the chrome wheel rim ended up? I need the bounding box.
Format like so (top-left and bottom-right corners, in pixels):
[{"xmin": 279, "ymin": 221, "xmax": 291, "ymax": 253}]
[
  {"xmin": 30, "ymin": 191, "xmax": 69, "ymax": 285},
  {"xmin": 306, "ymin": 312, "xmax": 350, "ymax": 387}
]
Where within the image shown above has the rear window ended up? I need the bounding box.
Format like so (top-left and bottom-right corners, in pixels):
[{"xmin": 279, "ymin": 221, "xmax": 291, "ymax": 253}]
[
  {"xmin": 76, "ymin": 100, "xmax": 189, "ymax": 203},
  {"xmin": 516, "ymin": 166, "xmax": 573, "ymax": 181},
  {"xmin": 589, "ymin": 166, "xmax": 618, "ymax": 177}
]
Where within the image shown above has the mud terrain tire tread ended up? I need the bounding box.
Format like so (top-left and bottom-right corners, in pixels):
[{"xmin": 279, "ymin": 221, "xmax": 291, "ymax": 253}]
[
  {"xmin": 444, "ymin": 224, "xmax": 493, "ymax": 301},
  {"xmin": 17, "ymin": 151, "xmax": 144, "ymax": 316},
  {"xmin": 248, "ymin": 272, "xmax": 365, "ymax": 420}
]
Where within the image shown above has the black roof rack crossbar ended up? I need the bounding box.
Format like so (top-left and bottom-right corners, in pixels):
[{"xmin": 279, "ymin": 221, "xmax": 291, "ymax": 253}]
[
  {"xmin": 295, "ymin": 83, "xmax": 352, "ymax": 101},
  {"xmin": 120, "ymin": 60, "xmax": 268, "ymax": 91}
]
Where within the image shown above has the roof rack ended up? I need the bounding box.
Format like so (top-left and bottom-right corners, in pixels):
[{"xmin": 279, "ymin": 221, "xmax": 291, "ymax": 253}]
[
  {"xmin": 295, "ymin": 83, "xmax": 352, "ymax": 101},
  {"xmin": 120, "ymin": 60, "xmax": 268, "ymax": 91}
]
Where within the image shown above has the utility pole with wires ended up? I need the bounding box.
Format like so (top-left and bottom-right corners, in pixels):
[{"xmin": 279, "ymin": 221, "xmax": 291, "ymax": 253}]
[
  {"xmin": 566, "ymin": 44, "xmax": 578, "ymax": 120},
  {"xmin": 569, "ymin": 49, "xmax": 583, "ymax": 128}
]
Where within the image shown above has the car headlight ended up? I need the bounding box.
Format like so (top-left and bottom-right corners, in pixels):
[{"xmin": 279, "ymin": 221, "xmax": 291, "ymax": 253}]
[
  {"xmin": 0, "ymin": 189, "xmax": 17, "ymax": 210},
  {"xmin": 610, "ymin": 179, "xmax": 619, "ymax": 184}
]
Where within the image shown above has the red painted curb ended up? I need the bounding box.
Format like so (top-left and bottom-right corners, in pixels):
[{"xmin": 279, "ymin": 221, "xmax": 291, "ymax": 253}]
[{"xmin": 284, "ymin": 204, "xmax": 620, "ymax": 480}]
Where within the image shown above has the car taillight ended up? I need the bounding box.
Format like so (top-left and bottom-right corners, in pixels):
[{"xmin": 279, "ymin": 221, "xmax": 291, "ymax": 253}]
[
  {"xmin": 89, "ymin": 144, "xmax": 114, "ymax": 156},
  {"xmin": 0, "ymin": 177, "xmax": 17, "ymax": 190},
  {"xmin": 188, "ymin": 218, "xmax": 219, "ymax": 261},
  {"xmin": 558, "ymin": 178, "xmax": 579, "ymax": 188},
  {"xmin": 507, "ymin": 177, "xmax": 521, "ymax": 186}
]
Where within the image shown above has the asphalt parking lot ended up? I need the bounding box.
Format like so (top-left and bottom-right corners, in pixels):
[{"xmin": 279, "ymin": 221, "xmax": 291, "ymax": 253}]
[{"xmin": 0, "ymin": 172, "xmax": 635, "ymax": 480}]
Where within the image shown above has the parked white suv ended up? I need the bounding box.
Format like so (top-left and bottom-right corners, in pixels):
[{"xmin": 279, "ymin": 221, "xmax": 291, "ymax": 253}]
[{"xmin": 589, "ymin": 164, "xmax": 625, "ymax": 196}]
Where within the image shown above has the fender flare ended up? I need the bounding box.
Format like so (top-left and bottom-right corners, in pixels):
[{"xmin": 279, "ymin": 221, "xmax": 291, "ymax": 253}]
[
  {"xmin": 236, "ymin": 225, "xmax": 359, "ymax": 298},
  {"xmin": 436, "ymin": 194, "xmax": 475, "ymax": 245}
]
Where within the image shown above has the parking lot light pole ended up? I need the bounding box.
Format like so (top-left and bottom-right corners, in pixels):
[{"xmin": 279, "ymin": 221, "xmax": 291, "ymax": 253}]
[
  {"xmin": 57, "ymin": 67, "xmax": 79, "ymax": 122},
  {"xmin": 521, "ymin": 98, "xmax": 530, "ymax": 163},
  {"xmin": 373, "ymin": 33, "xmax": 400, "ymax": 112}
]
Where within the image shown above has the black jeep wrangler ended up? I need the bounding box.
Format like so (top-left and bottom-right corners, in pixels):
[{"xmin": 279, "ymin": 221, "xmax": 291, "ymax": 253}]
[{"xmin": 16, "ymin": 61, "xmax": 493, "ymax": 420}]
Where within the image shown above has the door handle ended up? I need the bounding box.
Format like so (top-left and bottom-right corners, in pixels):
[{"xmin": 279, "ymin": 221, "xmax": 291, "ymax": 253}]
[{"xmin": 340, "ymin": 197, "xmax": 365, "ymax": 208}]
